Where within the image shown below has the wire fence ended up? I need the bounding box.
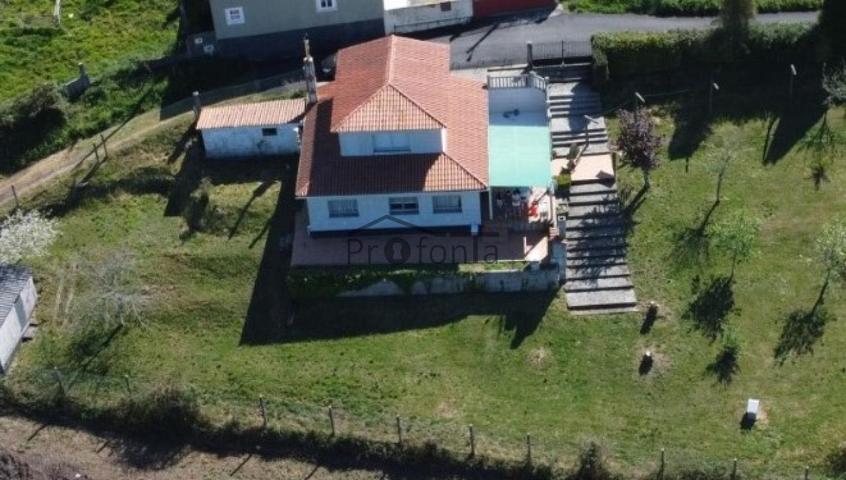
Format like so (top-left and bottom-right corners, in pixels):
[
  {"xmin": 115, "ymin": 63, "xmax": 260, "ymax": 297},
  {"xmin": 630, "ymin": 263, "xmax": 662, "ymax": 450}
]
[{"xmin": 3, "ymin": 364, "xmax": 830, "ymax": 479}]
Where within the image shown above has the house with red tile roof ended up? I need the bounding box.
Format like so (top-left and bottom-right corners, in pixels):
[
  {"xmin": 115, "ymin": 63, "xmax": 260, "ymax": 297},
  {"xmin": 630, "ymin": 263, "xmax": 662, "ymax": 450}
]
[{"xmin": 295, "ymin": 35, "xmax": 493, "ymax": 236}]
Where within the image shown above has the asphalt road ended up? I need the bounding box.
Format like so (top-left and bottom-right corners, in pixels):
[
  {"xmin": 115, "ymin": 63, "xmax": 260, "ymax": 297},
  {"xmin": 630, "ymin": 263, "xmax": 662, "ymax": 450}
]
[{"xmin": 431, "ymin": 10, "xmax": 818, "ymax": 68}]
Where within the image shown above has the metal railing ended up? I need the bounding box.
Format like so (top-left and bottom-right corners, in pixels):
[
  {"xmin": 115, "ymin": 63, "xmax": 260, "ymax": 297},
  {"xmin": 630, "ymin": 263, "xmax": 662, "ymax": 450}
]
[{"xmin": 487, "ymin": 72, "xmax": 547, "ymax": 92}]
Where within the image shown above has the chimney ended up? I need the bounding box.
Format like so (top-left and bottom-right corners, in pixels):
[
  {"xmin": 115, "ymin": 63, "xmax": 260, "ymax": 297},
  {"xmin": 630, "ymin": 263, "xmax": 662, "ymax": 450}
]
[{"xmin": 303, "ymin": 36, "xmax": 318, "ymax": 105}]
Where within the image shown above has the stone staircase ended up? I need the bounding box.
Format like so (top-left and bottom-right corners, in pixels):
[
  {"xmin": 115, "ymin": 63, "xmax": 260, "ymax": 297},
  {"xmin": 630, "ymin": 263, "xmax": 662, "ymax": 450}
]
[
  {"xmin": 548, "ymin": 84, "xmax": 610, "ymax": 156},
  {"xmin": 564, "ymin": 180, "xmax": 637, "ymax": 314}
]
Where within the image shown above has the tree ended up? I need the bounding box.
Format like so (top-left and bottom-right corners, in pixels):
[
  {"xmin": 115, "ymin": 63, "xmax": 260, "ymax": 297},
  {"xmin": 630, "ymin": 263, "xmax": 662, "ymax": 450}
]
[
  {"xmin": 710, "ymin": 210, "xmax": 761, "ymax": 278},
  {"xmin": 819, "ymin": 0, "xmax": 846, "ymax": 62},
  {"xmin": 616, "ymin": 107, "xmax": 662, "ymax": 189},
  {"xmin": 0, "ymin": 209, "xmax": 58, "ymax": 264},
  {"xmin": 70, "ymin": 251, "xmax": 148, "ymax": 331},
  {"xmin": 814, "ymin": 217, "xmax": 846, "ymax": 314},
  {"xmin": 803, "ymin": 65, "xmax": 846, "ymax": 189}
]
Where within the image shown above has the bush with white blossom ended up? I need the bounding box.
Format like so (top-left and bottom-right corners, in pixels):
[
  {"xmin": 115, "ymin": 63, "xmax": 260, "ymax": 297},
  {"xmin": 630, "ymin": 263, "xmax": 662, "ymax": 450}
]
[{"xmin": 0, "ymin": 210, "xmax": 58, "ymax": 264}]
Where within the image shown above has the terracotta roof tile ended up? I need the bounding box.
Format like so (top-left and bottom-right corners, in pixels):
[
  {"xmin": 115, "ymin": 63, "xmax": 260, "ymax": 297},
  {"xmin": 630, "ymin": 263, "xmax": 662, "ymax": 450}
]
[
  {"xmin": 296, "ymin": 36, "xmax": 489, "ymax": 197},
  {"xmin": 197, "ymin": 98, "xmax": 306, "ymax": 129}
]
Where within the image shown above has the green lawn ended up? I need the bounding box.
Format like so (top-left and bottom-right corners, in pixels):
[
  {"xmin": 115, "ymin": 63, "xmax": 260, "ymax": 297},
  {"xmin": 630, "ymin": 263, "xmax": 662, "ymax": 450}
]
[
  {"xmin": 563, "ymin": 0, "xmax": 822, "ymax": 15},
  {"xmin": 5, "ymin": 99, "xmax": 846, "ymax": 476},
  {"xmin": 0, "ymin": 0, "xmax": 179, "ymax": 102}
]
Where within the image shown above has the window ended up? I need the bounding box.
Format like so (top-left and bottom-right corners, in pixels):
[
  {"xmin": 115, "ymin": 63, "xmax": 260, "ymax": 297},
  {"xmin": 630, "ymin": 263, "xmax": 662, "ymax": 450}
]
[
  {"xmin": 328, "ymin": 199, "xmax": 358, "ymax": 218},
  {"xmin": 433, "ymin": 195, "xmax": 462, "ymax": 214},
  {"xmin": 389, "ymin": 197, "xmax": 419, "ymax": 215},
  {"xmin": 440, "ymin": 2, "xmax": 452, "ymax": 12},
  {"xmin": 373, "ymin": 133, "xmax": 411, "ymax": 153},
  {"xmin": 224, "ymin": 7, "xmax": 245, "ymax": 25},
  {"xmin": 316, "ymin": 0, "xmax": 337, "ymax": 12},
  {"xmin": 262, "ymin": 128, "xmax": 278, "ymax": 137}
]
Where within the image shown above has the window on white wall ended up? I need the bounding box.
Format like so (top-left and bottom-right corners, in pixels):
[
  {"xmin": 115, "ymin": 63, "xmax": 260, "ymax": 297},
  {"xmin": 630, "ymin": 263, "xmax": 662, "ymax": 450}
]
[
  {"xmin": 389, "ymin": 197, "xmax": 419, "ymax": 215},
  {"xmin": 433, "ymin": 195, "xmax": 462, "ymax": 214},
  {"xmin": 262, "ymin": 128, "xmax": 278, "ymax": 137},
  {"xmin": 373, "ymin": 133, "xmax": 411, "ymax": 153},
  {"xmin": 316, "ymin": 0, "xmax": 337, "ymax": 12},
  {"xmin": 328, "ymin": 199, "xmax": 359, "ymax": 218},
  {"xmin": 224, "ymin": 7, "xmax": 245, "ymax": 25}
]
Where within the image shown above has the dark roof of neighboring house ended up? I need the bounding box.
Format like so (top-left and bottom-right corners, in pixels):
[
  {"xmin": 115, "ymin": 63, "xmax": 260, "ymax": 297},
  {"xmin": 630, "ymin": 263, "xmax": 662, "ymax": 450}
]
[
  {"xmin": 0, "ymin": 264, "xmax": 31, "ymax": 323},
  {"xmin": 296, "ymin": 36, "xmax": 489, "ymax": 197},
  {"xmin": 196, "ymin": 98, "xmax": 307, "ymax": 129}
]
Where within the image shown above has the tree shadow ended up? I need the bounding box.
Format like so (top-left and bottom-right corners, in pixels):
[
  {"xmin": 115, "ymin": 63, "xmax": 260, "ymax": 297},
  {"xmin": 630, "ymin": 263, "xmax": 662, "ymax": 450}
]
[
  {"xmin": 164, "ymin": 142, "xmax": 204, "ymax": 217},
  {"xmin": 774, "ymin": 306, "xmax": 835, "ymax": 364},
  {"xmin": 763, "ymin": 95, "xmax": 828, "ymax": 164},
  {"xmin": 683, "ymin": 275, "xmax": 735, "ymax": 342},
  {"xmin": 228, "ymin": 179, "xmax": 276, "ymax": 239},
  {"xmin": 826, "ymin": 443, "xmax": 846, "ymax": 480},
  {"xmin": 668, "ymin": 100, "xmax": 712, "ymax": 161},
  {"xmin": 108, "ymin": 436, "xmax": 189, "ymax": 470},
  {"xmin": 705, "ymin": 346, "xmax": 739, "ymax": 385}
]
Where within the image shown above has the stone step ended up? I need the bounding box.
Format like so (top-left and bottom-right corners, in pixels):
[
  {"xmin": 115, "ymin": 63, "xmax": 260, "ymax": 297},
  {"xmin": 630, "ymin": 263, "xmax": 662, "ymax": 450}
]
[
  {"xmin": 567, "ymin": 203, "xmax": 620, "ymax": 219},
  {"xmin": 551, "ymin": 126, "xmax": 606, "ymax": 135},
  {"xmin": 567, "ymin": 247, "xmax": 627, "ymax": 260},
  {"xmin": 567, "ymin": 236, "xmax": 626, "ymax": 251},
  {"xmin": 549, "ymin": 100, "xmax": 602, "ymax": 110},
  {"xmin": 566, "ymin": 288, "xmax": 638, "ymax": 310},
  {"xmin": 565, "ymin": 276, "xmax": 633, "ymax": 292},
  {"xmin": 567, "ymin": 192, "xmax": 618, "ymax": 206},
  {"xmin": 552, "ymin": 138, "xmax": 609, "ymax": 149},
  {"xmin": 551, "ymin": 133, "xmax": 609, "ymax": 143},
  {"xmin": 570, "ymin": 306, "xmax": 640, "ymax": 316},
  {"xmin": 566, "ymin": 225, "xmax": 626, "ymax": 240},
  {"xmin": 565, "ymin": 263, "xmax": 630, "ymax": 280},
  {"xmin": 549, "ymin": 93, "xmax": 601, "ymax": 101},
  {"xmin": 582, "ymin": 144, "xmax": 612, "ymax": 155},
  {"xmin": 566, "ymin": 215, "xmax": 624, "ymax": 231},
  {"xmin": 566, "ymin": 255, "xmax": 628, "ymax": 269},
  {"xmin": 569, "ymin": 182, "xmax": 617, "ymax": 195}
]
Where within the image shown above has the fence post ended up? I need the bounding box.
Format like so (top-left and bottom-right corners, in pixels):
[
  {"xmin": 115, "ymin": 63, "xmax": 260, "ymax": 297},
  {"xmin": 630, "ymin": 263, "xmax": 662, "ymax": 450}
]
[
  {"xmin": 526, "ymin": 41, "xmax": 534, "ymax": 69},
  {"xmin": 328, "ymin": 406, "xmax": 336, "ymax": 436},
  {"xmin": 10, "ymin": 185, "xmax": 20, "ymax": 210},
  {"xmin": 53, "ymin": 0, "xmax": 62, "ymax": 24},
  {"xmin": 259, "ymin": 395, "xmax": 268, "ymax": 429},
  {"xmin": 468, "ymin": 424, "xmax": 475, "ymax": 458},
  {"xmin": 789, "ymin": 64, "xmax": 797, "ymax": 102},
  {"xmin": 93, "ymin": 143, "xmax": 100, "ymax": 163},
  {"xmin": 526, "ymin": 433, "xmax": 532, "ymax": 465},
  {"xmin": 658, "ymin": 448, "xmax": 665, "ymax": 479},
  {"xmin": 804, "ymin": 466, "xmax": 810, "ymax": 480},
  {"xmin": 192, "ymin": 91, "xmax": 202, "ymax": 123},
  {"xmin": 123, "ymin": 374, "xmax": 131, "ymax": 394},
  {"xmin": 395, "ymin": 415, "xmax": 403, "ymax": 445},
  {"xmin": 731, "ymin": 458, "xmax": 738, "ymax": 480},
  {"xmin": 100, "ymin": 134, "xmax": 108, "ymax": 159}
]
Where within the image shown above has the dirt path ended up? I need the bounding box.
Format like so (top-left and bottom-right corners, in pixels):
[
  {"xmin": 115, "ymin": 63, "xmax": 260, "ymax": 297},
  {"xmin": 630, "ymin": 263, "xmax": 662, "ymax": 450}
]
[{"xmin": 0, "ymin": 415, "xmax": 411, "ymax": 479}]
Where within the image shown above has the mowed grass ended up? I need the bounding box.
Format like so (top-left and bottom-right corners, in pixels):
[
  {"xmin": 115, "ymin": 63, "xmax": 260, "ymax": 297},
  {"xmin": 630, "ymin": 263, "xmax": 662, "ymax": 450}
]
[
  {"xmin": 0, "ymin": 0, "xmax": 178, "ymax": 101},
  {"xmin": 7, "ymin": 104, "xmax": 846, "ymax": 476}
]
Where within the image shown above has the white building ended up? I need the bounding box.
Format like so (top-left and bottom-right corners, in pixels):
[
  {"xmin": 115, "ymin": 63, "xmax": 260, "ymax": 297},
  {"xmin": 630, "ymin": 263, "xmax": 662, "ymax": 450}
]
[
  {"xmin": 197, "ymin": 98, "xmax": 307, "ymax": 159},
  {"xmin": 295, "ymin": 35, "xmax": 490, "ymax": 236},
  {"xmin": 383, "ymin": 0, "xmax": 473, "ymax": 34},
  {"xmin": 0, "ymin": 264, "xmax": 37, "ymax": 374}
]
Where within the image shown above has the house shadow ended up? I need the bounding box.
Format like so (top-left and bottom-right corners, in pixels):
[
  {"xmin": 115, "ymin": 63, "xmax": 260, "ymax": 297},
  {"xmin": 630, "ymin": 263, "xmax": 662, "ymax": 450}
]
[
  {"xmin": 274, "ymin": 292, "xmax": 556, "ymax": 349},
  {"xmin": 774, "ymin": 306, "xmax": 835, "ymax": 364},
  {"xmin": 683, "ymin": 275, "xmax": 735, "ymax": 342}
]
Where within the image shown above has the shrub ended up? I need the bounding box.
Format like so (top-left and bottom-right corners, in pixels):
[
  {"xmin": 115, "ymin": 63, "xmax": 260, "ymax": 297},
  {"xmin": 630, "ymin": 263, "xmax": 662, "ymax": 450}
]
[
  {"xmin": 0, "ymin": 84, "xmax": 67, "ymax": 172},
  {"xmin": 592, "ymin": 24, "xmax": 817, "ymax": 81},
  {"xmin": 115, "ymin": 384, "xmax": 207, "ymax": 436}
]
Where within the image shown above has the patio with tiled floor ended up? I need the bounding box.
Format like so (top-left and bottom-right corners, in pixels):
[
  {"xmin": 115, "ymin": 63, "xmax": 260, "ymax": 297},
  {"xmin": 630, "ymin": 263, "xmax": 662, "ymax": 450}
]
[{"xmin": 291, "ymin": 211, "xmax": 549, "ymax": 267}]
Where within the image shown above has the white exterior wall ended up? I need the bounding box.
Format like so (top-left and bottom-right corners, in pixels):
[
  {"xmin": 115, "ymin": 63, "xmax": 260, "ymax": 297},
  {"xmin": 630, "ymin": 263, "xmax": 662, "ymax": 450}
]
[
  {"xmin": 384, "ymin": 0, "xmax": 473, "ymax": 34},
  {"xmin": 201, "ymin": 124, "xmax": 299, "ymax": 159},
  {"xmin": 489, "ymin": 87, "xmax": 547, "ymax": 114},
  {"xmin": 0, "ymin": 278, "xmax": 36, "ymax": 373},
  {"xmin": 306, "ymin": 191, "xmax": 482, "ymax": 233},
  {"xmin": 339, "ymin": 129, "xmax": 443, "ymax": 156}
]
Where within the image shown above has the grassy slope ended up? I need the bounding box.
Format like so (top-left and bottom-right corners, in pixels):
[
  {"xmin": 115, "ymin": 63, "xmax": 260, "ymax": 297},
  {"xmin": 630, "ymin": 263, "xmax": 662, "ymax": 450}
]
[
  {"xmin": 564, "ymin": 0, "xmax": 822, "ymax": 15},
  {"xmin": 8, "ymin": 105, "xmax": 846, "ymax": 476},
  {"xmin": 0, "ymin": 0, "xmax": 178, "ymax": 102}
]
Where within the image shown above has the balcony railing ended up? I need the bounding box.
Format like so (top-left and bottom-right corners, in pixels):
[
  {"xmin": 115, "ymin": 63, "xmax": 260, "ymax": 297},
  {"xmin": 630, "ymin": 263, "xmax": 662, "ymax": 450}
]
[{"xmin": 487, "ymin": 73, "xmax": 548, "ymax": 93}]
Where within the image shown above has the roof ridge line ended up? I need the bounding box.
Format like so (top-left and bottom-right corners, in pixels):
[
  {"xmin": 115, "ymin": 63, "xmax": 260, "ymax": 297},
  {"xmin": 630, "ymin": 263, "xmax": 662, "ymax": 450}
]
[{"xmin": 441, "ymin": 152, "xmax": 487, "ymax": 189}]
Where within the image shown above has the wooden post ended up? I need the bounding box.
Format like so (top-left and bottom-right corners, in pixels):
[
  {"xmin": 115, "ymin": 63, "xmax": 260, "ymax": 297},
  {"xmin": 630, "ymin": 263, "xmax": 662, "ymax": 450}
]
[
  {"xmin": 731, "ymin": 458, "xmax": 738, "ymax": 480},
  {"xmin": 100, "ymin": 134, "xmax": 108, "ymax": 159},
  {"xmin": 10, "ymin": 185, "xmax": 20, "ymax": 210},
  {"xmin": 192, "ymin": 91, "xmax": 202, "ymax": 122},
  {"xmin": 804, "ymin": 466, "xmax": 810, "ymax": 480},
  {"xmin": 789, "ymin": 64, "xmax": 797, "ymax": 102},
  {"xmin": 259, "ymin": 395, "xmax": 268, "ymax": 429},
  {"xmin": 395, "ymin": 415, "xmax": 402, "ymax": 445},
  {"xmin": 526, "ymin": 41, "xmax": 534, "ymax": 69},
  {"xmin": 468, "ymin": 424, "xmax": 475, "ymax": 458},
  {"xmin": 658, "ymin": 448, "xmax": 665, "ymax": 479},
  {"xmin": 123, "ymin": 374, "xmax": 131, "ymax": 394},
  {"xmin": 526, "ymin": 433, "xmax": 532, "ymax": 465},
  {"xmin": 93, "ymin": 143, "xmax": 100, "ymax": 163},
  {"xmin": 328, "ymin": 406, "xmax": 335, "ymax": 436}
]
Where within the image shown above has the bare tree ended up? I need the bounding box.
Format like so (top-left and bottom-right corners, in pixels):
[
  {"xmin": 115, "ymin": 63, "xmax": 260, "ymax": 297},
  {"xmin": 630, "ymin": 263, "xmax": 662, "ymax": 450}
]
[{"xmin": 616, "ymin": 107, "xmax": 662, "ymax": 189}]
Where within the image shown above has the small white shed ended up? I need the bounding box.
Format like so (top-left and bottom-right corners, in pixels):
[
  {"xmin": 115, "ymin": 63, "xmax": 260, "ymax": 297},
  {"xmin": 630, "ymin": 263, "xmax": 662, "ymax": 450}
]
[
  {"xmin": 0, "ymin": 264, "xmax": 37, "ymax": 374},
  {"xmin": 197, "ymin": 98, "xmax": 307, "ymax": 159}
]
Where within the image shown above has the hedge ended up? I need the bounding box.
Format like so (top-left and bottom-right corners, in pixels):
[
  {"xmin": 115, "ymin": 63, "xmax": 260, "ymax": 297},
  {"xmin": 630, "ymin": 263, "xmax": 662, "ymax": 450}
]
[
  {"xmin": 569, "ymin": 0, "xmax": 821, "ymax": 16},
  {"xmin": 592, "ymin": 23, "xmax": 818, "ymax": 82}
]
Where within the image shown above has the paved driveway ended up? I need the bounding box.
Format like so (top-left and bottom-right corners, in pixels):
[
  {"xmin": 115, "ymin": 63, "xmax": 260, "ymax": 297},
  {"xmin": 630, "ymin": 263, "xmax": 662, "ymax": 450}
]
[{"xmin": 431, "ymin": 9, "xmax": 818, "ymax": 68}]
